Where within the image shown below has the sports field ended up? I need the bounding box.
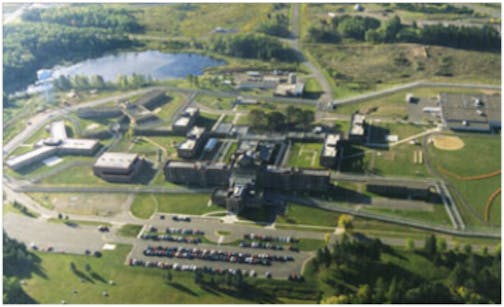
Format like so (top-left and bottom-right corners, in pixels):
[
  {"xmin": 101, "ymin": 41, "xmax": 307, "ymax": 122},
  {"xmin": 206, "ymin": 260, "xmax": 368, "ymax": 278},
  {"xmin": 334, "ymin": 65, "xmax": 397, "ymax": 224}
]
[{"xmin": 427, "ymin": 133, "xmax": 501, "ymax": 227}]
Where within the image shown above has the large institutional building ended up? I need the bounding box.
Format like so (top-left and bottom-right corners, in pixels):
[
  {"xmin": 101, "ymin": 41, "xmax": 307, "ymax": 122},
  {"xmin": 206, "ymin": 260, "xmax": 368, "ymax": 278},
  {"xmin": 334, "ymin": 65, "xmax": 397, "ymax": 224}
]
[
  {"xmin": 6, "ymin": 120, "xmax": 100, "ymax": 171},
  {"xmin": 93, "ymin": 152, "xmax": 145, "ymax": 183},
  {"xmin": 439, "ymin": 93, "xmax": 501, "ymax": 133},
  {"xmin": 165, "ymin": 138, "xmax": 332, "ymax": 213}
]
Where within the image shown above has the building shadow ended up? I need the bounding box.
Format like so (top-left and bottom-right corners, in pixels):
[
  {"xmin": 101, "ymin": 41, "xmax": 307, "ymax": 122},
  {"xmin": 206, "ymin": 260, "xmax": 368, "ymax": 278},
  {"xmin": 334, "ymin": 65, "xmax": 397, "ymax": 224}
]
[
  {"xmin": 365, "ymin": 124, "xmax": 390, "ymax": 150},
  {"xmin": 339, "ymin": 143, "xmax": 367, "ymax": 174}
]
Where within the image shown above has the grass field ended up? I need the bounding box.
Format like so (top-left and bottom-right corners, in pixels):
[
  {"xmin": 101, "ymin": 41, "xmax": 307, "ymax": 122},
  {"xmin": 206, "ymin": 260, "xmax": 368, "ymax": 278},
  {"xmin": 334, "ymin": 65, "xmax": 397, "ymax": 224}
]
[
  {"xmin": 427, "ymin": 133, "xmax": 501, "ymax": 227},
  {"xmin": 223, "ymin": 142, "xmax": 238, "ymax": 163},
  {"xmin": 130, "ymin": 194, "xmax": 157, "ymax": 219},
  {"xmin": 154, "ymin": 93, "xmax": 186, "ymax": 123},
  {"xmin": 133, "ymin": 3, "xmax": 275, "ymax": 38},
  {"xmin": 286, "ymin": 143, "xmax": 323, "ymax": 169},
  {"xmin": 276, "ymin": 203, "xmax": 340, "ymax": 227},
  {"xmin": 340, "ymin": 143, "xmax": 429, "ymax": 178},
  {"xmin": 117, "ymin": 224, "xmax": 143, "ymax": 237},
  {"xmin": 363, "ymin": 205, "xmax": 452, "ymax": 227},
  {"xmin": 130, "ymin": 193, "xmax": 216, "ymax": 218},
  {"xmin": 195, "ymin": 94, "xmax": 234, "ymax": 110},
  {"xmin": 27, "ymin": 193, "xmax": 130, "ymax": 217},
  {"xmin": 305, "ymin": 42, "xmax": 500, "ymax": 99},
  {"xmin": 21, "ymin": 245, "xmax": 260, "ymax": 304}
]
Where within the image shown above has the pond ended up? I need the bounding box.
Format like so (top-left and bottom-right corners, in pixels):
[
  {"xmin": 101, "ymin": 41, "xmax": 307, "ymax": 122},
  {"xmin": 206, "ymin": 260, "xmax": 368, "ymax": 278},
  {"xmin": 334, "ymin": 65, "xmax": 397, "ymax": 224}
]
[{"xmin": 26, "ymin": 51, "xmax": 225, "ymax": 94}]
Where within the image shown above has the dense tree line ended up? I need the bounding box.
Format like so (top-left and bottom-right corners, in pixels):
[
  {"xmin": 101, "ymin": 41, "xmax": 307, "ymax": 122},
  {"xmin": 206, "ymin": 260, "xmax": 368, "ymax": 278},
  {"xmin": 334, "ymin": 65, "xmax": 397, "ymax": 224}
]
[
  {"xmin": 209, "ymin": 34, "xmax": 298, "ymax": 62},
  {"xmin": 308, "ymin": 15, "xmax": 500, "ymax": 52},
  {"xmin": 21, "ymin": 5, "xmax": 143, "ymax": 33},
  {"xmin": 256, "ymin": 13, "xmax": 290, "ymax": 38},
  {"xmin": 3, "ymin": 231, "xmax": 37, "ymax": 303},
  {"xmin": 248, "ymin": 106, "xmax": 314, "ymax": 131},
  {"xmin": 312, "ymin": 234, "xmax": 500, "ymax": 304},
  {"xmin": 3, "ymin": 22, "xmax": 132, "ymax": 94},
  {"xmin": 394, "ymin": 3, "xmax": 474, "ymax": 15}
]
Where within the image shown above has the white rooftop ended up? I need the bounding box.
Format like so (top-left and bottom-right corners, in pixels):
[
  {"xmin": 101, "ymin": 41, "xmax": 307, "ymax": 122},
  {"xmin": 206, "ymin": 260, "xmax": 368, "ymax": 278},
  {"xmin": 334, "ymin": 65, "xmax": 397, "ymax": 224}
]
[
  {"xmin": 6, "ymin": 146, "xmax": 58, "ymax": 168},
  {"xmin": 174, "ymin": 117, "xmax": 190, "ymax": 127},
  {"xmin": 50, "ymin": 121, "xmax": 68, "ymax": 142},
  {"xmin": 179, "ymin": 139, "xmax": 197, "ymax": 150},
  {"xmin": 325, "ymin": 134, "xmax": 340, "ymax": 146},
  {"xmin": 94, "ymin": 152, "xmax": 139, "ymax": 169}
]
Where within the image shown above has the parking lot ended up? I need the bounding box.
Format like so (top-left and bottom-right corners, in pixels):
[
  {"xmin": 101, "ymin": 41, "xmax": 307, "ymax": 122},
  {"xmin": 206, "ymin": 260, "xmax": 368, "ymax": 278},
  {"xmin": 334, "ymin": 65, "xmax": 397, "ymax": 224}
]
[
  {"xmin": 147, "ymin": 213, "xmax": 328, "ymax": 244},
  {"xmin": 128, "ymin": 240, "xmax": 310, "ymax": 279}
]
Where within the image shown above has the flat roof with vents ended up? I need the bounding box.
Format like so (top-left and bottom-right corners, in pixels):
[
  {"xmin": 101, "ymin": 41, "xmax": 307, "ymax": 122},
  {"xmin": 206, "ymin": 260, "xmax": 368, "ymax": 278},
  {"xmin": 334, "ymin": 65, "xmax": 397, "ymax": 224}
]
[{"xmin": 94, "ymin": 152, "xmax": 139, "ymax": 170}]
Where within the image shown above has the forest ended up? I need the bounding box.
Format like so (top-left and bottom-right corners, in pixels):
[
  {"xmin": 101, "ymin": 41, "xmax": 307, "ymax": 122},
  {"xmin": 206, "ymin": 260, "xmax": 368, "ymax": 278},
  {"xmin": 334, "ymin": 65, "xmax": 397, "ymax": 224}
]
[
  {"xmin": 307, "ymin": 15, "xmax": 501, "ymax": 52},
  {"xmin": 3, "ymin": 232, "xmax": 38, "ymax": 304},
  {"xmin": 209, "ymin": 34, "xmax": 298, "ymax": 62},
  {"xmin": 4, "ymin": 5, "xmax": 140, "ymax": 94},
  {"xmin": 307, "ymin": 234, "xmax": 501, "ymax": 304}
]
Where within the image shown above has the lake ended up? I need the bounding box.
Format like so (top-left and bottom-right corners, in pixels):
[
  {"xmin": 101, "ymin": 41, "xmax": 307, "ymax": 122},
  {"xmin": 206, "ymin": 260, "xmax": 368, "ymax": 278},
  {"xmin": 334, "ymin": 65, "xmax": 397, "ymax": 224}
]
[{"xmin": 25, "ymin": 51, "xmax": 225, "ymax": 94}]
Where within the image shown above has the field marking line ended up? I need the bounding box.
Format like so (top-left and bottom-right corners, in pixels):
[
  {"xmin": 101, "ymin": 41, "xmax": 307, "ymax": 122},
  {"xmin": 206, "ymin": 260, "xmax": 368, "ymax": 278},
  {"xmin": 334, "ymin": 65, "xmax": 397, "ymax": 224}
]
[{"xmin": 484, "ymin": 187, "xmax": 501, "ymax": 223}]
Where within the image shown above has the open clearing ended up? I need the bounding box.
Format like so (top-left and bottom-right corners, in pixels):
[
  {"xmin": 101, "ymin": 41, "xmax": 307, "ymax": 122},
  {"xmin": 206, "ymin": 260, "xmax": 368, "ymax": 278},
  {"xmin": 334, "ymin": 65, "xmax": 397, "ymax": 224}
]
[{"xmin": 29, "ymin": 193, "xmax": 131, "ymax": 217}]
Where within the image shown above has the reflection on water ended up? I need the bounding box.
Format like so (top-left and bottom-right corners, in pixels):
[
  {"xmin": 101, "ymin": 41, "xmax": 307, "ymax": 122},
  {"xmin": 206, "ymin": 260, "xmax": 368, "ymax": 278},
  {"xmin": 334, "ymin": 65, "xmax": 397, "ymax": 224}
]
[{"xmin": 23, "ymin": 51, "xmax": 224, "ymax": 95}]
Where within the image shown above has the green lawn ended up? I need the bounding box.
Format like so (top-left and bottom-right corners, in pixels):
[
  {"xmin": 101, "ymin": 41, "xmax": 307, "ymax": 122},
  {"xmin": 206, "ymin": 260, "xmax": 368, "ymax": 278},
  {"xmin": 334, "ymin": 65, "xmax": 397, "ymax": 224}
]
[
  {"xmin": 154, "ymin": 93, "xmax": 186, "ymax": 123},
  {"xmin": 131, "ymin": 193, "xmax": 216, "ymax": 217},
  {"xmin": 427, "ymin": 133, "xmax": 501, "ymax": 227},
  {"xmin": 117, "ymin": 224, "xmax": 143, "ymax": 238},
  {"xmin": 130, "ymin": 194, "xmax": 157, "ymax": 219},
  {"xmin": 370, "ymin": 144, "xmax": 429, "ymax": 177},
  {"xmin": 276, "ymin": 203, "xmax": 340, "ymax": 227},
  {"xmin": 297, "ymin": 238, "xmax": 327, "ymax": 251},
  {"xmin": 156, "ymin": 193, "xmax": 216, "ymax": 215},
  {"xmin": 223, "ymin": 142, "xmax": 238, "ymax": 163},
  {"xmin": 21, "ymin": 245, "xmax": 258, "ymax": 304},
  {"xmin": 286, "ymin": 142, "xmax": 323, "ymax": 169},
  {"xmin": 363, "ymin": 205, "xmax": 452, "ymax": 227},
  {"xmin": 195, "ymin": 94, "xmax": 234, "ymax": 110}
]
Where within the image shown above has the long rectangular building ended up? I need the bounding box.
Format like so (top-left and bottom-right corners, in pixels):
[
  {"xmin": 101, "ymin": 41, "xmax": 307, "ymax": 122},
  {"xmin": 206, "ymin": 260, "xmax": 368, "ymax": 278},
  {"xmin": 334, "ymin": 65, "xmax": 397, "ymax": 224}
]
[{"xmin": 164, "ymin": 160, "xmax": 231, "ymax": 187}]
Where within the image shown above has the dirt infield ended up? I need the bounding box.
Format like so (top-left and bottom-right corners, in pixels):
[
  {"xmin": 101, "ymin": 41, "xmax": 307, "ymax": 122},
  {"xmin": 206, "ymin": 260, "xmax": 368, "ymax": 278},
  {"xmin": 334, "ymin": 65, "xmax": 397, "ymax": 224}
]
[{"xmin": 432, "ymin": 135, "xmax": 464, "ymax": 151}]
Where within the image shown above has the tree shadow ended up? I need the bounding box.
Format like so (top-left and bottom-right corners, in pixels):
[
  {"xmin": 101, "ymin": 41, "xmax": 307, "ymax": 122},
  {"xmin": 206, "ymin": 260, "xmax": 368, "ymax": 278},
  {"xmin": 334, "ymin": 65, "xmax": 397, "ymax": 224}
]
[
  {"xmin": 90, "ymin": 271, "xmax": 107, "ymax": 283},
  {"xmin": 170, "ymin": 282, "xmax": 198, "ymax": 296},
  {"xmin": 71, "ymin": 268, "xmax": 95, "ymax": 284}
]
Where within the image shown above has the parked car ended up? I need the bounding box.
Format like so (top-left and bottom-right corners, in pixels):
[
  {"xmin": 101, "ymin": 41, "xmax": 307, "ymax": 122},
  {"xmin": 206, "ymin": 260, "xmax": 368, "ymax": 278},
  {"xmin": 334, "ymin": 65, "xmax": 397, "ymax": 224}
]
[{"xmin": 97, "ymin": 225, "xmax": 109, "ymax": 232}]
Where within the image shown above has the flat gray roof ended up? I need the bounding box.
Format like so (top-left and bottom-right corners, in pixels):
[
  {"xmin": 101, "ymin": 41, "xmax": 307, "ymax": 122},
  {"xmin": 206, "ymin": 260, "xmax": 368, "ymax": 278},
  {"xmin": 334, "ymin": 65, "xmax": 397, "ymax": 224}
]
[
  {"xmin": 60, "ymin": 138, "xmax": 99, "ymax": 150},
  {"xmin": 6, "ymin": 146, "xmax": 58, "ymax": 168},
  {"xmin": 94, "ymin": 152, "xmax": 138, "ymax": 169},
  {"xmin": 440, "ymin": 93, "xmax": 501, "ymax": 130}
]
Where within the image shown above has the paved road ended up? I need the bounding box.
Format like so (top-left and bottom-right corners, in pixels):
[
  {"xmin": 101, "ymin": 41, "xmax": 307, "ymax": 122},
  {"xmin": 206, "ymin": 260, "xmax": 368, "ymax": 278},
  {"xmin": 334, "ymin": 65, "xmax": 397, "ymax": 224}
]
[
  {"xmin": 286, "ymin": 3, "xmax": 334, "ymax": 110},
  {"xmin": 331, "ymin": 81, "xmax": 501, "ymax": 106}
]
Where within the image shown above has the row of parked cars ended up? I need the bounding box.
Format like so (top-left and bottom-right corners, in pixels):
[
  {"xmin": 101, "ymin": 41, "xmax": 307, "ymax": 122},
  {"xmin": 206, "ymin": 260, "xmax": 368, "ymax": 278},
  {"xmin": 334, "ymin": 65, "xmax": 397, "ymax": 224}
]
[
  {"xmin": 164, "ymin": 227, "xmax": 205, "ymax": 236},
  {"xmin": 142, "ymin": 246, "xmax": 294, "ymax": 266},
  {"xmin": 129, "ymin": 258, "xmax": 302, "ymax": 280},
  {"xmin": 244, "ymin": 233, "xmax": 298, "ymax": 243},
  {"xmin": 140, "ymin": 233, "xmax": 202, "ymax": 244},
  {"xmin": 239, "ymin": 241, "xmax": 300, "ymax": 252},
  {"xmin": 129, "ymin": 258, "xmax": 265, "ymax": 277}
]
